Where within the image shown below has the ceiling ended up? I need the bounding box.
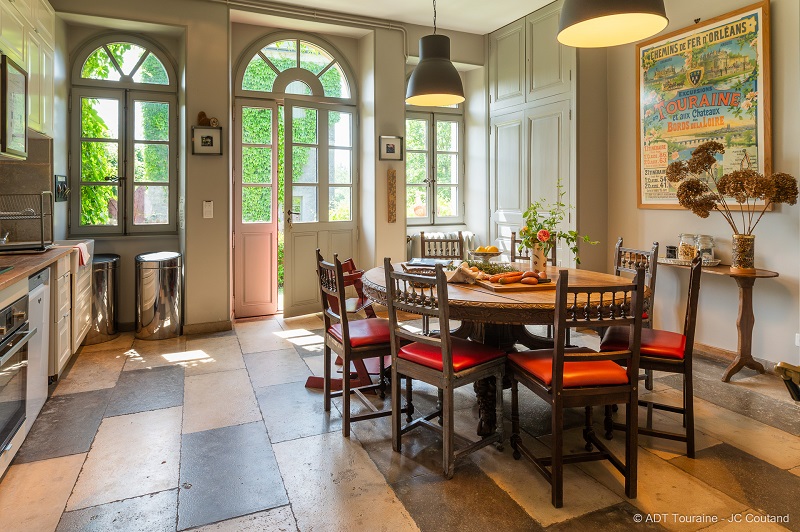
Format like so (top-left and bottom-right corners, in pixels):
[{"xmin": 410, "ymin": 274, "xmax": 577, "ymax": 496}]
[{"xmin": 235, "ymin": 0, "xmax": 556, "ymax": 34}]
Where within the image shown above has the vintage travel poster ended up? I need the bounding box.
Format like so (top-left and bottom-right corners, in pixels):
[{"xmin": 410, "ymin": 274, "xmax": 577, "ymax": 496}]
[{"xmin": 637, "ymin": 2, "xmax": 770, "ymax": 208}]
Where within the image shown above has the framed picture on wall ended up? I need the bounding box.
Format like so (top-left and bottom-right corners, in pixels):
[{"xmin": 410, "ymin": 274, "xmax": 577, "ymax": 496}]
[
  {"xmin": 379, "ymin": 135, "xmax": 403, "ymax": 161},
  {"xmin": 636, "ymin": 1, "xmax": 771, "ymax": 209},
  {"xmin": 192, "ymin": 126, "xmax": 223, "ymax": 155},
  {"xmin": 1, "ymin": 55, "xmax": 28, "ymax": 159}
]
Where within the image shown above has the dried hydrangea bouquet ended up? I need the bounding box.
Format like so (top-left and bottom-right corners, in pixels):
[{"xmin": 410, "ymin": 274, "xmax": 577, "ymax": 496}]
[{"xmin": 667, "ymin": 141, "xmax": 798, "ymax": 272}]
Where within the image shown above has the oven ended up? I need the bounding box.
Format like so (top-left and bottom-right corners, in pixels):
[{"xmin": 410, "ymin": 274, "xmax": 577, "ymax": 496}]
[{"xmin": 0, "ymin": 294, "xmax": 32, "ymax": 457}]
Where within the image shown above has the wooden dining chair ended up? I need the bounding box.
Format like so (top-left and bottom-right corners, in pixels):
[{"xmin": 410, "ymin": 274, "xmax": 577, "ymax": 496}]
[
  {"xmin": 510, "ymin": 231, "xmax": 557, "ymax": 266},
  {"xmin": 420, "ymin": 231, "xmax": 464, "ymax": 260},
  {"xmin": 384, "ymin": 258, "xmax": 506, "ymax": 479},
  {"xmin": 600, "ymin": 254, "xmax": 702, "ymax": 458},
  {"xmin": 317, "ymin": 250, "xmax": 397, "ymax": 437},
  {"xmin": 508, "ymin": 268, "xmax": 645, "ymax": 507}
]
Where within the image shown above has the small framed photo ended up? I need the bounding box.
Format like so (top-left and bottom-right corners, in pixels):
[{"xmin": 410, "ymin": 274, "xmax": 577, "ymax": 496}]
[
  {"xmin": 192, "ymin": 126, "xmax": 223, "ymax": 155},
  {"xmin": 379, "ymin": 135, "xmax": 403, "ymax": 161}
]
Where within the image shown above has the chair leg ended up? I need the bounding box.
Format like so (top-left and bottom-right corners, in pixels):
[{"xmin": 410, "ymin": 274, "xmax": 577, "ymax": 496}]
[
  {"xmin": 551, "ymin": 400, "xmax": 564, "ymax": 508},
  {"xmin": 625, "ymin": 389, "xmax": 638, "ymax": 499},
  {"xmin": 378, "ymin": 356, "xmax": 386, "ymax": 399},
  {"xmin": 495, "ymin": 371, "xmax": 504, "ymax": 451},
  {"xmin": 443, "ymin": 386, "xmax": 455, "ymax": 479},
  {"xmin": 422, "ymin": 315, "xmax": 430, "ymax": 336},
  {"xmin": 437, "ymin": 389, "xmax": 444, "ymax": 425},
  {"xmin": 645, "ymin": 368, "xmax": 654, "ymax": 391},
  {"xmin": 342, "ymin": 353, "xmax": 351, "ymax": 438},
  {"xmin": 685, "ymin": 369, "xmax": 696, "ymax": 458},
  {"xmin": 323, "ymin": 344, "xmax": 332, "ymax": 412},
  {"xmin": 405, "ymin": 377, "xmax": 414, "ymax": 422},
  {"xmin": 391, "ymin": 364, "xmax": 402, "ymax": 452},
  {"xmin": 584, "ymin": 406, "xmax": 594, "ymax": 451},
  {"xmin": 510, "ymin": 379, "xmax": 521, "ymax": 460},
  {"xmin": 604, "ymin": 405, "xmax": 614, "ymax": 440}
]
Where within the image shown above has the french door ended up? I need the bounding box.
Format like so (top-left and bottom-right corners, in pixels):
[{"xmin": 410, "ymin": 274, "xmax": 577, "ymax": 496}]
[
  {"xmin": 233, "ymin": 99, "xmax": 279, "ymax": 317},
  {"xmin": 282, "ymin": 99, "xmax": 357, "ymax": 317}
]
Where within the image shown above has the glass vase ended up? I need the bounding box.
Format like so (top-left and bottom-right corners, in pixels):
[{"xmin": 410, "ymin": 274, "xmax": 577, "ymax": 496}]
[{"xmin": 731, "ymin": 234, "xmax": 755, "ymax": 273}]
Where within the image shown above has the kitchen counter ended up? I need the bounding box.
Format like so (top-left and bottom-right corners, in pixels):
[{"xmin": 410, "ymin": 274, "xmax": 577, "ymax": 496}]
[{"xmin": 0, "ymin": 247, "xmax": 73, "ymax": 291}]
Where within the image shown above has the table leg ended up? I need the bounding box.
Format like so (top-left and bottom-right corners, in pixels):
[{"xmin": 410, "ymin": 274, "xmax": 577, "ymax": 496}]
[{"xmin": 722, "ymin": 277, "xmax": 766, "ymax": 382}]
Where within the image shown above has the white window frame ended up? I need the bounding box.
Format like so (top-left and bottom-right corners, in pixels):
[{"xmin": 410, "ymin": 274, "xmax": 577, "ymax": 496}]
[
  {"xmin": 405, "ymin": 111, "xmax": 465, "ymax": 226},
  {"xmin": 69, "ymin": 35, "xmax": 178, "ymax": 236}
]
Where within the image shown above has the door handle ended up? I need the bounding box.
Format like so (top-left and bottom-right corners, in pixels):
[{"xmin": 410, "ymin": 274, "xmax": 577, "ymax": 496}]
[{"xmin": 287, "ymin": 210, "xmax": 300, "ymax": 229}]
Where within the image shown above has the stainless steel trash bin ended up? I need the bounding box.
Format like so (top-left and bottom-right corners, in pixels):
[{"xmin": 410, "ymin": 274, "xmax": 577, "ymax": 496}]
[
  {"xmin": 84, "ymin": 254, "xmax": 120, "ymax": 345},
  {"xmin": 135, "ymin": 251, "xmax": 182, "ymax": 340}
]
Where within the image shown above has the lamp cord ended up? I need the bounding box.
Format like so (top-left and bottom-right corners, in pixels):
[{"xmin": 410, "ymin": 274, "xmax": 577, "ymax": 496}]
[{"xmin": 433, "ymin": 0, "xmax": 437, "ymax": 34}]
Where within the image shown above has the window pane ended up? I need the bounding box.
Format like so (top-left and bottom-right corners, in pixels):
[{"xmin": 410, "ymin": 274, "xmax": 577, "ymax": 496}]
[
  {"xmin": 133, "ymin": 53, "xmax": 169, "ymax": 85},
  {"xmin": 436, "ymin": 186, "xmax": 458, "ymax": 217},
  {"xmin": 242, "ymin": 107, "xmax": 271, "ymax": 145},
  {"xmin": 407, "ymin": 185, "xmax": 428, "ymax": 218},
  {"xmin": 242, "ymin": 147, "xmax": 272, "ymax": 184},
  {"xmin": 329, "ymin": 187, "xmax": 351, "ymax": 221},
  {"xmin": 242, "ymin": 56, "xmax": 277, "ymax": 92},
  {"xmin": 319, "ymin": 62, "xmax": 350, "ymax": 98},
  {"xmin": 262, "ymin": 40, "xmax": 297, "ymax": 71},
  {"xmin": 436, "ymin": 153, "xmax": 458, "ymax": 184},
  {"xmin": 292, "ymin": 186, "xmax": 318, "ymax": 222},
  {"xmin": 81, "ymin": 142, "xmax": 118, "ymax": 182},
  {"xmin": 134, "ymin": 101, "xmax": 169, "ymax": 141},
  {"xmin": 81, "ymin": 47, "xmax": 121, "ymax": 81},
  {"xmin": 437, "ymin": 121, "xmax": 459, "ymax": 151},
  {"xmin": 286, "ymin": 80, "xmax": 312, "ymax": 95},
  {"xmin": 133, "ymin": 185, "xmax": 169, "ymax": 225},
  {"xmin": 134, "ymin": 144, "xmax": 169, "ymax": 182},
  {"xmin": 406, "ymin": 119, "xmax": 427, "ymax": 150},
  {"xmin": 106, "ymin": 42, "xmax": 145, "ymax": 76},
  {"xmin": 405, "ymin": 152, "xmax": 427, "ymax": 184},
  {"xmin": 329, "ymin": 148, "xmax": 351, "ymax": 184},
  {"xmin": 80, "ymin": 186, "xmax": 118, "ymax": 226},
  {"xmin": 300, "ymin": 41, "xmax": 333, "ymax": 75},
  {"xmin": 81, "ymin": 98, "xmax": 119, "ymax": 139},
  {"xmin": 292, "ymin": 107, "xmax": 317, "ymax": 144},
  {"xmin": 329, "ymin": 111, "xmax": 351, "ymax": 147},
  {"xmin": 292, "ymin": 147, "xmax": 317, "ymax": 183},
  {"xmin": 242, "ymin": 187, "xmax": 272, "ymax": 223}
]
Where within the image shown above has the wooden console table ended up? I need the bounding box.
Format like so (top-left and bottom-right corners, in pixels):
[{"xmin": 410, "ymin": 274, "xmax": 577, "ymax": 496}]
[{"xmin": 659, "ymin": 261, "xmax": 778, "ymax": 382}]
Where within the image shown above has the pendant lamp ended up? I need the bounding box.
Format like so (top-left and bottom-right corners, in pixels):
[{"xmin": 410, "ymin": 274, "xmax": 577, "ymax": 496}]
[
  {"xmin": 557, "ymin": 0, "xmax": 668, "ymax": 48},
  {"xmin": 405, "ymin": 0, "xmax": 465, "ymax": 106}
]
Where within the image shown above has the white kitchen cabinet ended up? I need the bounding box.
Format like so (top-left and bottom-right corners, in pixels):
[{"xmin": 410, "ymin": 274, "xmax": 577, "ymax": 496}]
[
  {"xmin": 488, "ymin": 18, "xmax": 525, "ymax": 112},
  {"xmin": 525, "ymin": 2, "xmax": 573, "ymax": 103},
  {"xmin": 50, "ymin": 253, "xmax": 71, "ymax": 379},
  {"xmin": 6, "ymin": 0, "xmax": 32, "ymax": 25},
  {"xmin": 24, "ymin": 16, "xmax": 52, "ymax": 135},
  {"xmin": 33, "ymin": 0, "xmax": 53, "ymax": 48},
  {"xmin": 0, "ymin": 0, "xmax": 25, "ymax": 65}
]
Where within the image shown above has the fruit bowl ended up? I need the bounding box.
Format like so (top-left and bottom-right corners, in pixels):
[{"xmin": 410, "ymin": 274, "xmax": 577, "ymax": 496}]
[{"xmin": 469, "ymin": 250, "xmax": 502, "ymax": 262}]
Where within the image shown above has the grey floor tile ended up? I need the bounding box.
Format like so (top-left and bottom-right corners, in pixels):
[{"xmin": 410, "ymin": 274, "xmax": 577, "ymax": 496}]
[
  {"xmin": 14, "ymin": 388, "xmax": 112, "ymax": 464},
  {"xmin": 187, "ymin": 506, "xmax": 296, "ymax": 531},
  {"xmin": 105, "ymin": 365, "xmax": 185, "ymax": 417},
  {"xmin": 547, "ymin": 502, "xmax": 666, "ymax": 531},
  {"xmin": 670, "ymin": 444, "xmax": 800, "ymax": 532},
  {"xmin": 391, "ymin": 461, "xmax": 542, "ymax": 532},
  {"xmin": 57, "ymin": 489, "xmax": 178, "ymax": 532},
  {"xmin": 178, "ymin": 422, "xmax": 288, "ymax": 531},
  {"xmin": 244, "ymin": 349, "xmax": 311, "ymax": 388},
  {"xmin": 255, "ymin": 381, "xmax": 341, "ymax": 443},
  {"xmin": 289, "ymin": 328, "xmax": 326, "ymax": 358}
]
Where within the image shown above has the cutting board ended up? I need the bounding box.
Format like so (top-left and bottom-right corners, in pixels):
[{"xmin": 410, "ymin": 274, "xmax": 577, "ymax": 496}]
[{"xmin": 475, "ymin": 278, "xmax": 557, "ymax": 292}]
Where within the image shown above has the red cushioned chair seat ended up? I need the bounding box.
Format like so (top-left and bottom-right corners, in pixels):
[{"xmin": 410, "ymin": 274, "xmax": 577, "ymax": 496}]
[
  {"xmin": 600, "ymin": 326, "xmax": 686, "ymax": 360},
  {"xmin": 508, "ymin": 348, "xmax": 629, "ymax": 388},
  {"xmin": 642, "ymin": 311, "xmax": 649, "ymax": 320},
  {"xmin": 328, "ymin": 318, "xmax": 391, "ymax": 348},
  {"xmin": 398, "ymin": 337, "xmax": 505, "ymax": 372}
]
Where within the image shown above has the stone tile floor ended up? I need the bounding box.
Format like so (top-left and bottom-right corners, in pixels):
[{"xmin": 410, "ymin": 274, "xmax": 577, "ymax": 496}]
[{"xmin": 0, "ymin": 315, "xmax": 798, "ymax": 531}]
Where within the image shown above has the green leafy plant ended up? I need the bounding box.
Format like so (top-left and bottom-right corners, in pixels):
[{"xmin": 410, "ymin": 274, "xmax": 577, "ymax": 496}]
[{"xmin": 517, "ymin": 184, "xmax": 597, "ymax": 264}]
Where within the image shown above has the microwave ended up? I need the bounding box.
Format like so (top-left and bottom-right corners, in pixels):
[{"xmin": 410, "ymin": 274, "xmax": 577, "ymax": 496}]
[{"xmin": 0, "ymin": 54, "xmax": 27, "ymax": 160}]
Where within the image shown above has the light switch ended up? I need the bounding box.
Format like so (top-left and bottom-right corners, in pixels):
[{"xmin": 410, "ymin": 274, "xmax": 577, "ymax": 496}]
[{"xmin": 203, "ymin": 201, "xmax": 213, "ymax": 219}]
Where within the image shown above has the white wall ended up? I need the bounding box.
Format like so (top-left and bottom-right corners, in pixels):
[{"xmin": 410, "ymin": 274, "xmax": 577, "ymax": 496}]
[{"xmin": 606, "ymin": 0, "xmax": 800, "ymax": 364}]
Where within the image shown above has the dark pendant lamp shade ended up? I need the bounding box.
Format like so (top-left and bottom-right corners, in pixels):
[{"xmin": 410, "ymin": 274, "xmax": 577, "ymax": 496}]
[
  {"xmin": 558, "ymin": 0, "xmax": 668, "ymax": 48},
  {"xmin": 405, "ymin": 34, "xmax": 465, "ymax": 107}
]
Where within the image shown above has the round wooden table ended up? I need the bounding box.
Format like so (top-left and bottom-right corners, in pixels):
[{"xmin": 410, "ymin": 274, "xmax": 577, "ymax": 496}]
[{"xmin": 363, "ymin": 263, "xmax": 640, "ymax": 435}]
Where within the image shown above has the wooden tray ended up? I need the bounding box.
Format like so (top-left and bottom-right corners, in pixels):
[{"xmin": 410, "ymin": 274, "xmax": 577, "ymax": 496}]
[{"xmin": 475, "ymin": 278, "xmax": 557, "ymax": 292}]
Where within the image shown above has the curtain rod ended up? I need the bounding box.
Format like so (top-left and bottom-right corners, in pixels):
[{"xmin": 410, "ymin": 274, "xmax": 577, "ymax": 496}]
[{"xmin": 209, "ymin": 0, "xmax": 409, "ymax": 61}]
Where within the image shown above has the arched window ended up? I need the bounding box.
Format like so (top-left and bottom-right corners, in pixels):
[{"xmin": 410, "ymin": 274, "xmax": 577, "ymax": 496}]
[
  {"xmin": 236, "ymin": 35, "xmax": 355, "ymax": 104},
  {"xmin": 70, "ymin": 35, "xmax": 177, "ymax": 236}
]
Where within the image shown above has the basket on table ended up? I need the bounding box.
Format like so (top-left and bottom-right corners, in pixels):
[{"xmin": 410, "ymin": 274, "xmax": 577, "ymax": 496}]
[{"xmin": 400, "ymin": 263, "xmax": 437, "ymax": 288}]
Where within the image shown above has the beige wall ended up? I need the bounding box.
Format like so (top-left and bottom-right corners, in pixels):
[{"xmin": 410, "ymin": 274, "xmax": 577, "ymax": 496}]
[
  {"xmin": 52, "ymin": 0, "xmax": 232, "ymax": 330},
  {"xmin": 606, "ymin": 0, "xmax": 800, "ymax": 364}
]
